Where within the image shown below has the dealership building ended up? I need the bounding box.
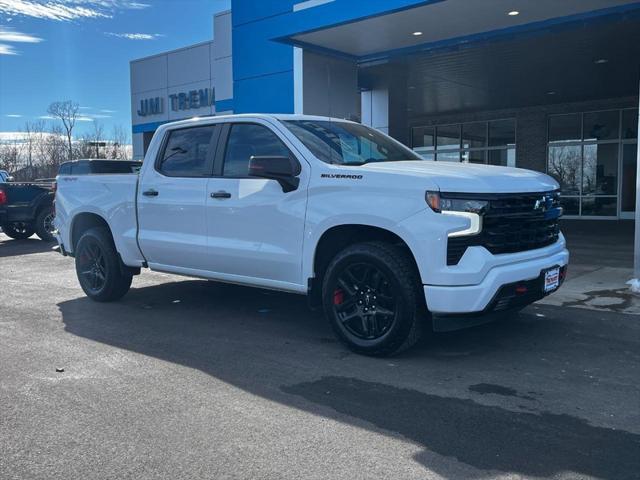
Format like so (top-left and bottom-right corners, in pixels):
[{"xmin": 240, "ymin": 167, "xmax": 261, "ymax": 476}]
[{"xmin": 131, "ymin": 0, "xmax": 639, "ymax": 221}]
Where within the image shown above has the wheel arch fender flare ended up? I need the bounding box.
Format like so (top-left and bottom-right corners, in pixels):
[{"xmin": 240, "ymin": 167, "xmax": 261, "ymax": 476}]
[
  {"xmin": 303, "ymin": 215, "xmax": 424, "ymax": 290},
  {"xmin": 69, "ymin": 209, "xmax": 113, "ymax": 253}
]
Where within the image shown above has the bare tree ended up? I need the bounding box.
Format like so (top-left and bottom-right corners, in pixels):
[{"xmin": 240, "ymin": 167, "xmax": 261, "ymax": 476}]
[
  {"xmin": 47, "ymin": 100, "xmax": 79, "ymax": 161},
  {"xmin": 41, "ymin": 125, "xmax": 68, "ymax": 178},
  {"xmin": 21, "ymin": 121, "xmax": 48, "ymax": 178},
  {"xmin": 93, "ymin": 121, "xmax": 105, "ymax": 159},
  {"xmin": 110, "ymin": 124, "xmax": 131, "ymax": 160},
  {"xmin": 23, "ymin": 122, "xmax": 35, "ymax": 175},
  {"xmin": 0, "ymin": 142, "xmax": 20, "ymax": 177}
]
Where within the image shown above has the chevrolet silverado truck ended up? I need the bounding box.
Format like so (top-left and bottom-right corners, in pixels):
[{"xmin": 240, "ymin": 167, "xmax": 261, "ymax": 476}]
[{"xmin": 54, "ymin": 114, "xmax": 568, "ymax": 356}]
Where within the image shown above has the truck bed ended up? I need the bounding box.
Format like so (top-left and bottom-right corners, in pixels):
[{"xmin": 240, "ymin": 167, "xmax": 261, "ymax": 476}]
[{"xmin": 55, "ymin": 173, "xmax": 144, "ymax": 266}]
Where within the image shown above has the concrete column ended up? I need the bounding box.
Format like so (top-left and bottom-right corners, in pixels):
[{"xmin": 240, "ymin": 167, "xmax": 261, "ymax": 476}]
[
  {"xmin": 293, "ymin": 47, "xmax": 304, "ymax": 114},
  {"xmin": 634, "ymin": 87, "xmax": 640, "ymax": 278},
  {"xmin": 296, "ymin": 50, "xmax": 359, "ymax": 119}
]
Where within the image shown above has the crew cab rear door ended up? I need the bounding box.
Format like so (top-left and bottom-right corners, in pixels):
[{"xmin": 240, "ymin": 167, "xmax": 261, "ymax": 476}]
[
  {"xmin": 204, "ymin": 120, "xmax": 308, "ymax": 289},
  {"xmin": 137, "ymin": 124, "xmax": 219, "ymax": 271}
]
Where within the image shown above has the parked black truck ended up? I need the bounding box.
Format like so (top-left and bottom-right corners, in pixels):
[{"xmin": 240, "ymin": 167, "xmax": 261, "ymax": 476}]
[{"xmin": 0, "ymin": 180, "xmax": 55, "ymax": 241}]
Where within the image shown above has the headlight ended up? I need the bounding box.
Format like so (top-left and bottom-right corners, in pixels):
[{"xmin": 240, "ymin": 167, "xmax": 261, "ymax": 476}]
[{"xmin": 425, "ymin": 191, "xmax": 486, "ymax": 237}]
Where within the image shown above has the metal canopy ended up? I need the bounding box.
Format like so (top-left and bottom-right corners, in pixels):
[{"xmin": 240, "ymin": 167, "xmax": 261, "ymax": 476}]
[
  {"xmin": 358, "ymin": 16, "xmax": 640, "ymax": 117},
  {"xmin": 288, "ymin": 0, "xmax": 640, "ymax": 61}
]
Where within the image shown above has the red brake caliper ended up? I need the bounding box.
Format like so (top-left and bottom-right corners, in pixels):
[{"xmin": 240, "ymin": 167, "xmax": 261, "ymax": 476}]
[{"xmin": 333, "ymin": 288, "xmax": 344, "ymax": 305}]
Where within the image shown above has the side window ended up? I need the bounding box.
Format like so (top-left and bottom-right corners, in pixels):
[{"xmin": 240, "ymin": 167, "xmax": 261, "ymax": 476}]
[
  {"xmin": 223, "ymin": 123, "xmax": 291, "ymax": 177},
  {"xmin": 158, "ymin": 126, "xmax": 216, "ymax": 177}
]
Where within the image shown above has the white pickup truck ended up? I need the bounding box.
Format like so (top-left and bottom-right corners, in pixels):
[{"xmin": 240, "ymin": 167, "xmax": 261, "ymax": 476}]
[{"xmin": 55, "ymin": 114, "xmax": 568, "ymax": 356}]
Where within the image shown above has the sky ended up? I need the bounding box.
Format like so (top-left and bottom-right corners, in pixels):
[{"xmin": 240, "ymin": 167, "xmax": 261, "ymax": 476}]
[{"xmin": 0, "ymin": 0, "xmax": 231, "ymax": 141}]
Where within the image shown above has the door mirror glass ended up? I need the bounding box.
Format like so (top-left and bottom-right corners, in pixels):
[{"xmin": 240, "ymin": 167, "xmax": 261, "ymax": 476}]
[{"xmin": 248, "ymin": 155, "xmax": 300, "ymax": 192}]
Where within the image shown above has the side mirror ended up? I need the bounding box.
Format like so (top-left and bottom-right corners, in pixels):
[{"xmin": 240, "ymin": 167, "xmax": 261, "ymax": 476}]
[
  {"xmin": 248, "ymin": 155, "xmax": 300, "ymax": 193},
  {"xmin": 7, "ymin": 176, "xmax": 14, "ymax": 182}
]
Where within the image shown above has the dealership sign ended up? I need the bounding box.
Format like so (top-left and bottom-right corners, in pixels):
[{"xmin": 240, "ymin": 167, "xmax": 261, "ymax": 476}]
[{"xmin": 137, "ymin": 87, "xmax": 216, "ymax": 117}]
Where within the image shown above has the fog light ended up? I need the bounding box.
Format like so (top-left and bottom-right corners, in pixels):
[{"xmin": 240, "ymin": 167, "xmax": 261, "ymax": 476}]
[{"xmin": 515, "ymin": 285, "xmax": 528, "ymax": 295}]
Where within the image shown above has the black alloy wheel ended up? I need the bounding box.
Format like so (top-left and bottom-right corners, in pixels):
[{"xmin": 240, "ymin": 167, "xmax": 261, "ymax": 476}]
[
  {"xmin": 74, "ymin": 227, "xmax": 132, "ymax": 302},
  {"xmin": 77, "ymin": 239, "xmax": 108, "ymax": 295},
  {"xmin": 322, "ymin": 242, "xmax": 425, "ymax": 356},
  {"xmin": 35, "ymin": 208, "xmax": 56, "ymax": 241},
  {"xmin": 332, "ymin": 263, "xmax": 398, "ymax": 340},
  {"xmin": 1, "ymin": 222, "xmax": 35, "ymax": 240}
]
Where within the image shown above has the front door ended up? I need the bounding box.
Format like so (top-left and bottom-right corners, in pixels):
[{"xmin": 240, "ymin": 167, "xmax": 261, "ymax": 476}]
[
  {"xmin": 205, "ymin": 121, "xmax": 308, "ymax": 289},
  {"xmin": 137, "ymin": 124, "xmax": 218, "ymax": 270}
]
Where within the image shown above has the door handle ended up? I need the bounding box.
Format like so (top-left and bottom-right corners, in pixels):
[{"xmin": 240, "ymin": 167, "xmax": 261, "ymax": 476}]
[
  {"xmin": 142, "ymin": 189, "xmax": 159, "ymax": 197},
  {"xmin": 210, "ymin": 191, "xmax": 231, "ymax": 199}
]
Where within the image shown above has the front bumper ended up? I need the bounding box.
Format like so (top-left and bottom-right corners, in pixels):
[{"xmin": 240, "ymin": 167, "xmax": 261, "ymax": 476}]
[
  {"xmin": 424, "ymin": 245, "xmax": 569, "ymax": 317},
  {"xmin": 429, "ymin": 265, "xmax": 567, "ymax": 332}
]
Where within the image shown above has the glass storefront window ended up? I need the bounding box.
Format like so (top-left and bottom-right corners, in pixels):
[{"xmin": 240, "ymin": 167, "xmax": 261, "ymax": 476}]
[
  {"xmin": 549, "ymin": 114, "xmax": 581, "ymax": 143},
  {"xmin": 581, "ymin": 197, "xmax": 618, "ymax": 217},
  {"xmin": 547, "ymin": 108, "xmax": 635, "ymax": 218},
  {"xmin": 622, "ymin": 143, "xmax": 637, "ymax": 213},
  {"xmin": 548, "ymin": 145, "xmax": 581, "ymax": 196},
  {"xmin": 412, "ymin": 126, "xmax": 435, "ymax": 148},
  {"xmin": 436, "ymin": 125, "xmax": 460, "ymax": 149},
  {"xmin": 437, "ymin": 151, "xmax": 460, "ymax": 162},
  {"xmin": 488, "ymin": 119, "xmax": 515, "ymax": 147},
  {"xmin": 462, "ymin": 122, "xmax": 486, "ymax": 149},
  {"xmin": 414, "ymin": 148, "xmax": 434, "ymax": 161},
  {"xmin": 487, "ymin": 148, "xmax": 516, "ymax": 167},
  {"xmin": 412, "ymin": 119, "xmax": 516, "ymax": 165},
  {"xmin": 622, "ymin": 109, "xmax": 638, "ymax": 139},
  {"xmin": 583, "ymin": 110, "xmax": 619, "ymax": 141},
  {"xmin": 560, "ymin": 197, "xmax": 580, "ymax": 216},
  {"xmin": 462, "ymin": 150, "xmax": 486, "ymax": 164},
  {"xmin": 582, "ymin": 143, "xmax": 618, "ymax": 195}
]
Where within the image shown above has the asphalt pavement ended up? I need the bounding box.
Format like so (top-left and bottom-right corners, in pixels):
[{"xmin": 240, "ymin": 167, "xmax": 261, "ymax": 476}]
[{"xmin": 1, "ymin": 234, "xmax": 639, "ymax": 480}]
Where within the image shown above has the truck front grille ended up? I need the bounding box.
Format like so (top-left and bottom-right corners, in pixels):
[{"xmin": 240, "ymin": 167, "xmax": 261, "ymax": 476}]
[{"xmin": 446, "ymin": 191, "xmax": 561, "ymax": 265}]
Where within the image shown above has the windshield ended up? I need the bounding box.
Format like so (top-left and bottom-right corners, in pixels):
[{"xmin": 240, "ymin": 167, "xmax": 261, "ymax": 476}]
[{"xmin": 283, "ymin": 120, "xmax": 423, "ymax": 166}]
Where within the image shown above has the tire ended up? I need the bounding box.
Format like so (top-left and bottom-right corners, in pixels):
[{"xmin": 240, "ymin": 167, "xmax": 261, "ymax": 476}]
[
  {"xmin": 322, "ymin": 241, "xmax": 426, "ymax": 357},
  {"xmin": 1, "ymin": 222, "xmax": 35, "ymax": 240},
  {"xmin": 74, "ymin": 227, "xmax": 132, "ymax": 302},
  {"xmin": 35, "ymin": 207, "xmax": 56, "ymax": 242}
]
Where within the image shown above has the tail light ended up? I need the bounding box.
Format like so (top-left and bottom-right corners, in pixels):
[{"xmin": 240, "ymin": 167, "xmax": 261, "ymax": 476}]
[{"xmin": 0, "ymin": 189, "xmax": 6, "ymax": 206}]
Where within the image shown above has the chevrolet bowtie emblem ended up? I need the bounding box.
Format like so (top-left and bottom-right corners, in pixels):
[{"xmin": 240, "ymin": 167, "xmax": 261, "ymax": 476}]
[{"xmin": 534, "ymin": 196, "xmax": 548, "ymax": 211}]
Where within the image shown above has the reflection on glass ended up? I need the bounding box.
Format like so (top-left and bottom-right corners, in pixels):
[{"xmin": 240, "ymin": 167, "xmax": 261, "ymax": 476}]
[
  {"xmin": 462, "ymin": 122, "xmax": 486, "ymax": 149},
  {"xmin": 436, "ymin": 151, "xmax": 460, "ymax": 162},
  {"xmin": 582, "ymin": 143, "xmax": 618, "ymax": 195},
  {"xmin": 462, "ymin": 150, "xmax": 486, "ymax": 164},
  {"xmin": 489, "ymin": 119, "xmax": 515, "ymax": 147},
  {"xmin": 414, "ymin": 148, "xmax": 435, "ymax": 161},
  {"xmin": 549, "ymin": 114, "xmax": 581, "ymax": 143},
  {"xmin": 487, "ymin": 149, "xmax": 516, "ymax": 166},
  {"xmin": 507, "ymin": 148, "xmax": 516, "ymax": 167},
  {"xmin": 581, "ymin": 196, "xmax": 617, "ymax": 216},
  {"xmin": 488, "ymin": 149, "xmax": 506, "ymax": 166},
  {"xmin": 412, "ymin": 126, "xmax": 434, "ymax": 147},
  {"xmin": 583, "ymin": 110, "xmax": 619, "ymax": 141},
  {"xmin": 622, "ymin": 143, "xmax": 637, "ymax": 212},
  {"xmin": 548, "ymin": 145, "xmax": 581, "ymax": 195},
  {"xmin": 622, "ymin": 109, "xmax": 638, "ymax": 139},
  {"xmin": 560, "ymin": 196, "xmax": 580, "ymax": 216},
  {"xmin": 437, "ymin": 125, "xmax": 460, "ymax": 149}
]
